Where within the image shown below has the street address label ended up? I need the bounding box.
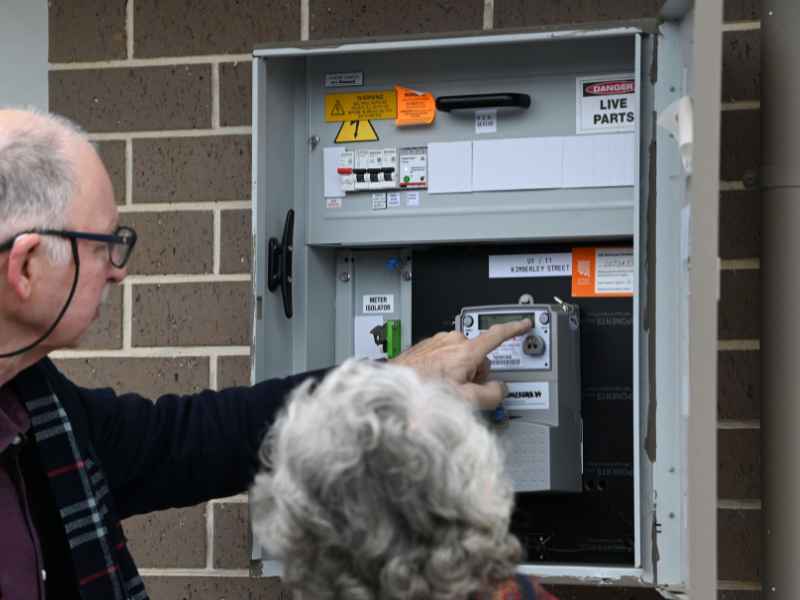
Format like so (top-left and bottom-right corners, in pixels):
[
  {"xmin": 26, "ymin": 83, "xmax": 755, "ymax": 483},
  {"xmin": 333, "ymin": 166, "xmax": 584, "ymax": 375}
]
[
  {"xmin": 363, "ymin": 294, "xmax": 395, "ymax": 314},
  {"xmin": 489, "ymin": 253, "xmax": 572, "ymax": 279}
]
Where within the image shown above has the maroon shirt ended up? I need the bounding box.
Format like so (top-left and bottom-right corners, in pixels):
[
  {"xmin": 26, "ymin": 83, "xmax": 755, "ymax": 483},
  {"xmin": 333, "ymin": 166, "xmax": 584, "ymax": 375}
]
[{"xmin": 0, "ymin": 384, "xmax": 44, "ymax": 600}]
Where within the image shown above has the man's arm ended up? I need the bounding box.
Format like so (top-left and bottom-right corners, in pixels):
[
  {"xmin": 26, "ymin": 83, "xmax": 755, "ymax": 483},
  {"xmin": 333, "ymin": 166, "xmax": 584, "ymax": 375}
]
[
  {"xmin": 71, "ymin": 320, "xmax": 529, "ymax": 518},
  {"xmin": 77, "ymin": 369, "xmax": 326, "ymax": 519}
]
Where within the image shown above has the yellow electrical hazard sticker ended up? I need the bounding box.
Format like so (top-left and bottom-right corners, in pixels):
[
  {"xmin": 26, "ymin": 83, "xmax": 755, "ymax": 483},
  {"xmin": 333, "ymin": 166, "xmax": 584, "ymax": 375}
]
[
  {"xmin": 325, "ymin": 90, "xmax": 397, "ymax": 122},
  {"xmin": 335, "ymin": 120, "xmax": 379, "ymax": 143}
]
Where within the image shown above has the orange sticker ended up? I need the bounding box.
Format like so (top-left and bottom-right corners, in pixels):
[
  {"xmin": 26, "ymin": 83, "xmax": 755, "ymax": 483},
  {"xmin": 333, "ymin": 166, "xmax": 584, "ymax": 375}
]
[
  {"xmin": 395, "ymin": 85, "xmax": 436, "ymax": 127},
  {"xmin": 571, "ymin": 247, "xmax": 634, "ymax": 298}
]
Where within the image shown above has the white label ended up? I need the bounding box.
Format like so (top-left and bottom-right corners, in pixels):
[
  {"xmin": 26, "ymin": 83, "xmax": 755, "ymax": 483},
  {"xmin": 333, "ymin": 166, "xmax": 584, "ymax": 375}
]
[
  {"xmin": 475, "ymin": 109, "xmax": 497, "ymax": 134},
  {"xmin": 371, "ymin": 193, "xmax": 387, "ymax": 210},
  {"xmin": 387, "ymin": 192, "xmax": 401, "ymax": 208},
  {"xmin": 595, "ymin": 248, "xmax": 634, "ymax": 293},
  {"xmin": 363, "ymin": 294, "xmax": 395, "ymax": 314},
  {"xmin": 488, "ymin": 336, "xmax": 523, "ymax": 368},
  {"xmin": 576, "ymin": 74, "xmax": 636, "ymax": 134},
  {"xmin": 326, "ymin": 197, "xmax": 342, "ymax": 209},
  {"xmin": 324, "ymin": 71, "xmax": 364, "ymax": 88},
  {"xmin": 489, "ymin": 253, "xmax": 572, "ymax": 279},
  {"xmin": 399, "ymin": 146, "xmax": 428, "ymax": 188},
  {"xmin": 504, "ymin": 381, "xmax": 549, "ymax": 411},
  {"xmin": 354, "ymin": 315, "xmax": 385, "ymax": 359},
  {"xmin": 405, "ymin": 190, "xmax": 420, "ymax": 206}
]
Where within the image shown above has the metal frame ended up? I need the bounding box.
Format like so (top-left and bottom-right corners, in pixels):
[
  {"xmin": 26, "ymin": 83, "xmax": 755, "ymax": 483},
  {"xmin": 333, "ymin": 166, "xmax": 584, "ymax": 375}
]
[{"xmin": 249, "ymin": 11, "xmax": 720, "ymax": 593}]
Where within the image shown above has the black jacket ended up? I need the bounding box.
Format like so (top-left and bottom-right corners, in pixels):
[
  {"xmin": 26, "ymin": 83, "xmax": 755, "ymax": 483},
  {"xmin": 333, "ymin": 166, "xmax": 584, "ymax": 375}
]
[{"xmin": 12, "ymin": 357, "xmax": 322, "ymax": 600}]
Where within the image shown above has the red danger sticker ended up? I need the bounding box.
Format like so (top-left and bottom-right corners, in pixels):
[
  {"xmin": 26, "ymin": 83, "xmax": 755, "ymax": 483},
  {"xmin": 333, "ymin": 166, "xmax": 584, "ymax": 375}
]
[{"xmin": 583, "ymin": 80, "xmax": 635, "ymax": 96}]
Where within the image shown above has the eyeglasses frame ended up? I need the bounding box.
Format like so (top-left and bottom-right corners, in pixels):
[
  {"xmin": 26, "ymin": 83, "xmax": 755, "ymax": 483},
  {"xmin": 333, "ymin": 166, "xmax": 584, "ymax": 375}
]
[{"xmin": 0, "ymin": 226, "xmax": 137, "ymax": 268}]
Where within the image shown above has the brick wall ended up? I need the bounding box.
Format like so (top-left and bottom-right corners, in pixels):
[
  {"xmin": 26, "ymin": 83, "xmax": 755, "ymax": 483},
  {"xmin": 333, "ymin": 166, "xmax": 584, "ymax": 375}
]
[{"xmin": 47, "ymin": 1, "xmax": 761, "ymax": 598}]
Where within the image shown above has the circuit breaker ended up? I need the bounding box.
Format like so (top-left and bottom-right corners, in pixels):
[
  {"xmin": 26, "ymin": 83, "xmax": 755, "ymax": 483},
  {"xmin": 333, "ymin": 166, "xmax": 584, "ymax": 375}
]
[{"xmin": 252, "ymin": 7, "xmax": 724, "ymax": 593}]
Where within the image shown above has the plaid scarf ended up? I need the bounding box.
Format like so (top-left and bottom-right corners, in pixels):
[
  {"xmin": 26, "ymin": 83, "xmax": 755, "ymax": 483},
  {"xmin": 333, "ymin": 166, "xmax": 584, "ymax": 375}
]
[{"xmin": 16, "ymin": 362, "xmax": 148, "ymax": 600}]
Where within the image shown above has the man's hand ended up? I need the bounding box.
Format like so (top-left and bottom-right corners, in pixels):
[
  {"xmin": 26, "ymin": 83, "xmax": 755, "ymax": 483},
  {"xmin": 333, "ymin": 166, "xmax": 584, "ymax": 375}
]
[{"xmin": 392, "ymin": 319, "xmax": 533, "ymax": 409}]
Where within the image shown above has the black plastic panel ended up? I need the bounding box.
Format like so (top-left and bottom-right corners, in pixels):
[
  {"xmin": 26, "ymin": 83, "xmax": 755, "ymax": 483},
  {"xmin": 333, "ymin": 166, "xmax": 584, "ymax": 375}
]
[{"xmin": 412, "ymin": 241, "xmax": 634, "ymax": 565}]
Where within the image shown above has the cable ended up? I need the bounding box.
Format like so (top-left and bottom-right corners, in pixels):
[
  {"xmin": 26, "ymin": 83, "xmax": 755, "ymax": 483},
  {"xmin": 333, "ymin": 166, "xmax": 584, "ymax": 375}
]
[{"xmin": 0, "ymin": 238, "xmax": 80, "ymax": 359}]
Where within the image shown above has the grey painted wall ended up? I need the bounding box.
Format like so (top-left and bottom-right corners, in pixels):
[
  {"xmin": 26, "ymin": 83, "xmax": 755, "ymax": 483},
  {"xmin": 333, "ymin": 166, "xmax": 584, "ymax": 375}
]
[{"xmin": 0, "ymin": 0, "xmax": 47, "ymax": 109}]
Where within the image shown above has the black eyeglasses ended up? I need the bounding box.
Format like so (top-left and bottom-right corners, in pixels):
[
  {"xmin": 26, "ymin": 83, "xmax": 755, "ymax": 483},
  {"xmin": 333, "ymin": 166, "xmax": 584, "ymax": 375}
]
[{"xmin": 0, "ymin": 226, "xmax": 138, "ymax": 268}]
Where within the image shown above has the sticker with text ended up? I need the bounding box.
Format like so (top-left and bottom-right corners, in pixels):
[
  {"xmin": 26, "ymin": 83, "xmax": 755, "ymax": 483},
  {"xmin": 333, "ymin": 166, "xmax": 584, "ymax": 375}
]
[{"xmin": 571, "ymin": 247, "xmax": 634, "ymax": 297}]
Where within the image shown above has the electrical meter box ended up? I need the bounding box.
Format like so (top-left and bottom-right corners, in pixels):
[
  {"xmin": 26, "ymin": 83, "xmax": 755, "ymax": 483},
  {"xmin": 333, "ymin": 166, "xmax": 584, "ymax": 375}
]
[{"xmin": 251, "ymin": 3, "xmax": 722, "ymax": 595}]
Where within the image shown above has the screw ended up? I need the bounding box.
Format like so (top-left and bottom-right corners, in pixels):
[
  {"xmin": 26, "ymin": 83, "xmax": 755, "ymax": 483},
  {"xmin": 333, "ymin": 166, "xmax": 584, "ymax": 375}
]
[{"xmin": 339, "ymin": 272, "xmax": 351, "ymax": 282}]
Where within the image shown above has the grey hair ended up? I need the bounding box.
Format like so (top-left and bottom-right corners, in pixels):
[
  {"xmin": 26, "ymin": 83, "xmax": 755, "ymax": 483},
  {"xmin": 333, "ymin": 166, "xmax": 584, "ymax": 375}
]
[
  {"xmin": 251, "ymin": 359, "xmax": 522, "ymax": 600},
  {"xmin": 0, "ymin": 108, "xmax": 87, "ymax": 263}
]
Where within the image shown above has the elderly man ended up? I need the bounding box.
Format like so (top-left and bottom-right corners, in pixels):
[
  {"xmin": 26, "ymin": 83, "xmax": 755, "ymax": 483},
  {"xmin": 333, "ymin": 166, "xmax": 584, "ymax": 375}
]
[{"xmin": 0, "ymin": 108, "xmax": 531, "ymax": 600}]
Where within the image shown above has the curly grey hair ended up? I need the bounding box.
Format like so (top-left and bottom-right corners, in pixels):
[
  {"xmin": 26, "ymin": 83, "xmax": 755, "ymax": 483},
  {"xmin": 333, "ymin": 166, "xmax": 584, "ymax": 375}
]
[
  {"xmin": 0, "ymin": 108, "xmax": 87, "ymax": 263},
  {"xmin": 251, "ymin": 359, "xmax": 522, "ymax": 600}
]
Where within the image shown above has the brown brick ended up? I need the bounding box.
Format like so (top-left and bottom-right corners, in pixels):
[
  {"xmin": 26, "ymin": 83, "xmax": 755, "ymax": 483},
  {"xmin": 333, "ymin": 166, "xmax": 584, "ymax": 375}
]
[
  {"xmin": 124, "ymin": 504, "xmax": 207, "ymax": 568},
  {"xmin": 219, "ymin": 356, "xmax": 252, "ymax": 389},
  {"xmin": 142, "ymin": 576, "xmax": 288, "ymax": 599},
  {"xmin": 54, "ymin": 357, "xmax": 209, "ymax": 399},
  {"xmin": 720, "ymin": 191, "xmax": 761, "ymax": 260},
  {"xmin": 719, "ymin": 270, "xmax": 760, "ymax": 340},
  {"xmin": 134, "ymin": 0, "xmax": 300, "ymax": 58},
  {"xmin": 495, "ymin": 0, "xmax": 663, "ymax": 29},
  {"xmin": 49, "ymin": 0, "xmax": 127, "ymax": 63},
  {"xmin": 725, "ymin": 0, "xmax": 761, "ymax": 22},
  {"xmin": 74, "ymin": 285, "xmax": 123, "ymax": 350},
  {"xmin": 718, "ymin": 351, "xmax": 760, "ymax": 420},
  {"xmin": 221, "ymin": 209, "xmax": 252, "ymax": 274},
  {"xmin": 220, "ymin": 62, "xmax": 252, "ymax": 127},
  {"xmin": 542, "ymin": 586, "xmax": 662, "ymax": 599},
  {"xmin": 50, "ymin": 66, "xmax": 212, "ymax": 133},
  {"xmin": 719, "ymin": 429, "xmax": 761, "ymax": 499},
  {"xmin": 718, "ymin": 509, "xmax": 762, "ymax": 581},
  {"xmin": 213, "ymin": 502, "xmax": 250, "ymax": 569},
  {"xmin": 95, "ymin": 141, "xmax": 126, "ymax": 205},
  {"xmin": 124, "ymin": 211, "xmax": 213, "ymax": 275},
  {"xmin": 132, "ymin": 136, "xmax": 251, "ymax": 204},
  {"xmin": 719, "ymin": 592, "xmax": 763, "ymax": 600},
  {"xmin": 310, "ymin": 0, "xmax": 483, "ymax": 39},
  {"xmin": 723, "ymin": 31, "xmax": 760, "ymax": 102},
  {"xmin": 132, "ymin": 282, "xmax": 251, "ymax": 347},
  {"xmin": 721, "ymin": 110, "xmax": 761, "ymax": 182}
]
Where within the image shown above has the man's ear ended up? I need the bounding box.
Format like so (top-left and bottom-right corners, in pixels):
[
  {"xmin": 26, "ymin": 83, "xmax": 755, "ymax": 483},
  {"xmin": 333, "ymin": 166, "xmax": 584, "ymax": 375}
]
[{"xmin": 6, "ymin": 234, "xmax": 42, "ymax": 300}]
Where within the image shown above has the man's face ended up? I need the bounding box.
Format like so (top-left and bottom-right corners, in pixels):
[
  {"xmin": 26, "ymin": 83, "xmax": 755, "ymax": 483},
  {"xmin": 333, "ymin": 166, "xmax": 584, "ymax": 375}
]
[{"xmin": 38, "ymin": 141, "xmax": 127, "ymax": 350}]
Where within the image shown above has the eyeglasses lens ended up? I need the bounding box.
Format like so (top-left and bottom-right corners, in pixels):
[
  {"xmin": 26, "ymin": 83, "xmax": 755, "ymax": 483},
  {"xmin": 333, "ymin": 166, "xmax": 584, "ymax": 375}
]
[{"xmin": 111, "ymin": 227, "xmax": 135, "ymax": 267}]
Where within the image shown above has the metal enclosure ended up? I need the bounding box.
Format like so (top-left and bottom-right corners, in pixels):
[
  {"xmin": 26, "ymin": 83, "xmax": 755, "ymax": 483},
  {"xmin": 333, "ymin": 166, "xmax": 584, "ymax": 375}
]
[{"xmin": 251, "ymin": 4, "xmax": 721, "ymax": 595}]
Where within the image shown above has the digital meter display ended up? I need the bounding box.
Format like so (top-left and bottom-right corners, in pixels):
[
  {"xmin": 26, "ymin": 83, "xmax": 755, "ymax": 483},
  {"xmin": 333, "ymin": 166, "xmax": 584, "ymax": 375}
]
[{"xmin": 478, "ymin": 313, "xmax": 535, "ymax": 329}]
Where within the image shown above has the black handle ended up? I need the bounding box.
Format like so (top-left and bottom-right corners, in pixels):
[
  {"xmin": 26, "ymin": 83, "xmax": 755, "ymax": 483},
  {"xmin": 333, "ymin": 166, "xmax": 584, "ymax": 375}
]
[
  {"xmin": 267, "ymin": 209, "xmax": 294, "ymax": 319},
  {"xmin": 435, "ymin": 93, "xmax": 531, "ymax": 112}
]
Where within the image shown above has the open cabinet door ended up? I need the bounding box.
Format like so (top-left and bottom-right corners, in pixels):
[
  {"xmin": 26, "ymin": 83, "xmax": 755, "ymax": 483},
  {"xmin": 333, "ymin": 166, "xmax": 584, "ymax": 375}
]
[
  {"xmin": 653, "ymin": 1, "xmax": 722, "ymax": 597},
  {"xmin": 685, "ymin": 1, "xmax": 722, "ymax": 598}
]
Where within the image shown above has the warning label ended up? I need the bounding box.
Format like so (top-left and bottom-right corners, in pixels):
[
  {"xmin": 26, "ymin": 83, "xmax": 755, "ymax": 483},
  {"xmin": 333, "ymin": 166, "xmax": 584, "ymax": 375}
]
[
  {"xmin": 363, "ymin": 294, "xmax": 395, "ymax": 314},
  {"xmin": 325, "ymin": 90, "xmax": 397, "ymax": 122},
  {"xmin": 576, "ymin": 74, "xmax": 637, "ymax": 134},
  {"xmin": 571, "ymin": 247, "xmax": 634, "ymax": 297},
  {"xmin": 335, "ymin": 119, "xmax": 379, "ymax": 143}
]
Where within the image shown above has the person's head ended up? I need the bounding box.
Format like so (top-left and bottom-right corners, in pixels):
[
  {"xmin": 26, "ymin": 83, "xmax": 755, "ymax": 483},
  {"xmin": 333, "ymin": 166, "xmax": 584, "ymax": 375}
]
[
  {"xmin": 0, "ymin": 108, "xmax": 131, "ymax": 358},
  {"xmin": 251, "ymin": 359, "xmax": 522, "ymax": 600}
]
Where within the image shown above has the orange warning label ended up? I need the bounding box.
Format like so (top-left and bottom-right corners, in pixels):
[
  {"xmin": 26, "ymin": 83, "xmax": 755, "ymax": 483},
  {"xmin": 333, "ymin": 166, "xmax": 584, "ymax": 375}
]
[
  {"xmin": 571, "ymin": 247, "xmax": 634, "ymax": 298},
  {"xmin": 395, "ymin": 85, "xmax": 436, "ymax": 127}
]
